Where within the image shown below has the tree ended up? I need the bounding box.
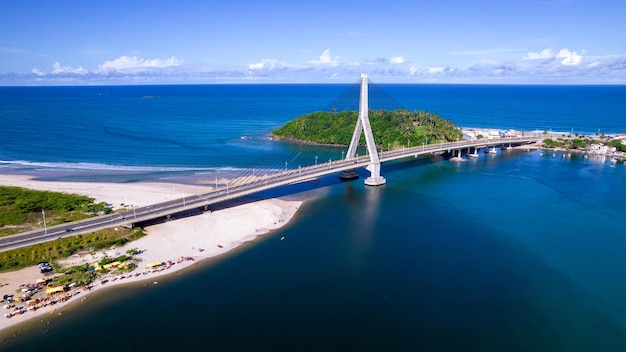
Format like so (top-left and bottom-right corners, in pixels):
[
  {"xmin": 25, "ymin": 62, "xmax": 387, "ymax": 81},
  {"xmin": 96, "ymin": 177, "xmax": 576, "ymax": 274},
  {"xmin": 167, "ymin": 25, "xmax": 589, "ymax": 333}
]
[
  {"xmin": 543, "ymin": 139, "xmax": 558, "ymax": 148},
  {"xmin": 271, "ymin": 109, "xmax": 463, "ymax": 148},
  {"xmin": 572, "ymin": 139, "xmax": 587, "ymax": 149}
]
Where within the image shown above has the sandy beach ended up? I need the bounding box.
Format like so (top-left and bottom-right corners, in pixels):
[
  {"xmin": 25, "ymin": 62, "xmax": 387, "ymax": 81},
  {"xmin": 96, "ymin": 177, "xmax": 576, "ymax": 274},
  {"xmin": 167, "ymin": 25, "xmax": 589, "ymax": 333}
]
[{"xmin": 0, "ymin": 174, "xmax": 302, "ymax": 332}]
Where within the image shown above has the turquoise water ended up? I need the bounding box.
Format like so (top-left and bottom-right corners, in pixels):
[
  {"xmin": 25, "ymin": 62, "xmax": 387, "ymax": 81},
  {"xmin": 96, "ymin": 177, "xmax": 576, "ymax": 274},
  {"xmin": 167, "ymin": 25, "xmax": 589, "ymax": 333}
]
[{"xmin": 1, "ymin": 85, "xmax": 626, "ymax": 350}]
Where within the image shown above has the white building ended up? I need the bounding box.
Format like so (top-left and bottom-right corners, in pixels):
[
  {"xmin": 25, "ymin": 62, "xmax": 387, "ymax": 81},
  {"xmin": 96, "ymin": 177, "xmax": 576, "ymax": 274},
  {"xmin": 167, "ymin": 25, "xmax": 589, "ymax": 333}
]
[{"xmin": 587, "ymin": 144, "xmax": 617, "ymax": 155}]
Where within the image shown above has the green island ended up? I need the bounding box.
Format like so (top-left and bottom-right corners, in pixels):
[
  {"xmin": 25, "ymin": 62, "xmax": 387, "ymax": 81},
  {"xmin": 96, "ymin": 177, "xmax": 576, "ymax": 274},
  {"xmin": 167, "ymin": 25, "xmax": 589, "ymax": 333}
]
[
  {"xmin": 0, "ymin": 186, "xmax": 146, "ymax": 285},
  {"xmin": 271, "ymin": 109, "xmax": 463, "ymax": 148}
]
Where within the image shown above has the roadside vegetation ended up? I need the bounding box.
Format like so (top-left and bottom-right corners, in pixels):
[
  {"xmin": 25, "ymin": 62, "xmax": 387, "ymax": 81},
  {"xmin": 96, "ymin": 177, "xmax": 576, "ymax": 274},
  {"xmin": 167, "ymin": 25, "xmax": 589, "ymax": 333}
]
[
  {"xmin": 0, "ymin": 226, "xmax": 146, "ymax": 274},
  {"xmin": 271, "ymin": 109, "xmax": 463, "ymax": 149},
  {"xmin": 0, "ymin": 186, "xmax": 112, "ymax": 237},
  {"xmin": 0, "ymin": 186, "xmax": 147, "ymax": 285}
]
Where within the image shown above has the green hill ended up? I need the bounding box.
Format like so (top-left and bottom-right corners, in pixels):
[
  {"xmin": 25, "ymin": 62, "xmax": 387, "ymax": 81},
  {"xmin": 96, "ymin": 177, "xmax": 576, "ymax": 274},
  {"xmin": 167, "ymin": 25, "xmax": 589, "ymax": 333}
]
[{"xmin": 271, "ymin": 109, "xmax": 463, "ymax": 149}]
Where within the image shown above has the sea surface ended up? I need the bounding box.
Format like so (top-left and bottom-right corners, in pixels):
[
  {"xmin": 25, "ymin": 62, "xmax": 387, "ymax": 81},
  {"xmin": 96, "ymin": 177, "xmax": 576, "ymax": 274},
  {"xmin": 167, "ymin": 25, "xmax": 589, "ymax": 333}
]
[{"xmin": 1, "ymin": 84, "xmax": 626, "ymax": 351}]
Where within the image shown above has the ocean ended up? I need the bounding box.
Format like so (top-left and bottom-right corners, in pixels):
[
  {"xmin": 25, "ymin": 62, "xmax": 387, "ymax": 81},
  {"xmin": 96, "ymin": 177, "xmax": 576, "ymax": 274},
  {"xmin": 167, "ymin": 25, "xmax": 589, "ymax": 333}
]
[{"xmin": 1, "ymin": 84, "xmax": 626, "ymax": 351}]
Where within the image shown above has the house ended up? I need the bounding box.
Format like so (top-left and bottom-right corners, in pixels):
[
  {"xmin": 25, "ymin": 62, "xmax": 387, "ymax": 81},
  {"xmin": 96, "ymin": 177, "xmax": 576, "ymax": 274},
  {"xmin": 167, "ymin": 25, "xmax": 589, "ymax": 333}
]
[{"xmin": 587, "ymin": 144, "xmax": 616, "ymax": 155}]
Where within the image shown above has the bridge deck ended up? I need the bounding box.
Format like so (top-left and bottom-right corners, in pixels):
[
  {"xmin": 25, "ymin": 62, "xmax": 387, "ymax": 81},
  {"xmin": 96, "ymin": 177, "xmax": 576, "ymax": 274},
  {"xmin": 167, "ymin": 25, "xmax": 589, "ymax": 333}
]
[{"xmin": 0, "ymin": 136, "xmax": 540, "ymax": 252}]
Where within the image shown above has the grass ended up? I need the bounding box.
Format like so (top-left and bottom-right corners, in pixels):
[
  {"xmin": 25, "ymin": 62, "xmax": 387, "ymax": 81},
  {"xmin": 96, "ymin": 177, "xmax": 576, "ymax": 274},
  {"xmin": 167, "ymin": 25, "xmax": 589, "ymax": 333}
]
[{"xmin": 0, "ymin": 226, "xmax": 146, "ymax": 273}]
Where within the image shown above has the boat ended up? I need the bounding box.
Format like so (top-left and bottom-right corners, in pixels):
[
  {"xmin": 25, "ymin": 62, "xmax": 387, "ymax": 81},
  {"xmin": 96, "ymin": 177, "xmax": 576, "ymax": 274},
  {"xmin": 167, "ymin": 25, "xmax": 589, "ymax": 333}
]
[{"xmin": 339, "ymin": 169, "xmax": 359, "ymax": 180}]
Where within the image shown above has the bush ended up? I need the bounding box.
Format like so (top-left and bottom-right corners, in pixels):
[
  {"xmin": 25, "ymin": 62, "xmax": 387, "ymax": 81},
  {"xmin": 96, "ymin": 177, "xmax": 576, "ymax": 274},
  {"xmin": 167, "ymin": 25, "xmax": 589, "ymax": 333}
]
[
  {"xmin": 0, "ymin": 186, "xmax": 113, "ymax": 229},
  {"xmin": 0, "ymin": 227, "xmax": 146, "ymax": 273}
]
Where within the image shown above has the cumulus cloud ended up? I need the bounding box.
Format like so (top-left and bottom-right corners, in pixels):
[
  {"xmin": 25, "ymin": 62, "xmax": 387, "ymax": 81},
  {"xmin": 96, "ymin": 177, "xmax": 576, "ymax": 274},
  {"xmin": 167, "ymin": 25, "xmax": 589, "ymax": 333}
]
[
  {"xmin": 523, "ymin": 48, "xmax": 584, "ymax": 66},
  {"xmin": 98, "ymin": 56, "xmax": 182, "ymax": 72},
  {"xmin": 52, "ymin": 62, "xmax": 88, "ymax": 74},
  {"xmin": 389, "ymin": 55, "xmax": 405, "ymax": 64},
  {"xmin": 7, "ymin": 48, "xmax": 625, "ymax": 85},
  {"xmin": 31, "ymin": 68, "xmax": 45, "ymax": 76},
  {"xmin": 428, "ymin": 66, "xmax": 446, "ymax": 74},
  {"xmin": 556, "ymin": 48, "xmax": 584, "ymax": 66},
  {"xmin": 309, "ymin": 49, "xmax": 339, "ymax": 65},
  {"xmin": 248, "ymin": 59, "xmax": 286, "ymax": 71},
  {"xmin": 523, "ymin": 48, "xmax": 554, "ymax": 60},
  {"xmin": 18, "ymin": 55, "xmax": 186, "ymax": 84}
]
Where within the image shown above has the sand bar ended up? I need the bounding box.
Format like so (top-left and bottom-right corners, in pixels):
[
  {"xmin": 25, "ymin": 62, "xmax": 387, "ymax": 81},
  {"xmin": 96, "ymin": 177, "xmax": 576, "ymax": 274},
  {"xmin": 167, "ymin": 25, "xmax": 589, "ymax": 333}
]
[{"xmin": 0, "ymin": 174, "xmax": 302, "ymax": 332}]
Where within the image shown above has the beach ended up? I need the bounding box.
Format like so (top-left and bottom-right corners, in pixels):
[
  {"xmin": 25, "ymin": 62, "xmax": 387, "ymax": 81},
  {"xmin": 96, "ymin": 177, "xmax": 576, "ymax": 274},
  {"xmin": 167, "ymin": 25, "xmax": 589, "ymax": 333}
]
[{"xmin": 0, "ymin": 174, "xmax": 302, "ymax": 332}]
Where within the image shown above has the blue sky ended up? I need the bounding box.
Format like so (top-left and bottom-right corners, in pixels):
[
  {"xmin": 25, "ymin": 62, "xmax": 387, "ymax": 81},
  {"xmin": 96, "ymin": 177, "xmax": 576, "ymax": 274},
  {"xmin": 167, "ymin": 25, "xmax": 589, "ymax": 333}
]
[{"xmin": 1, "ymin": 0, "xmax": 625, "ymax": 85}]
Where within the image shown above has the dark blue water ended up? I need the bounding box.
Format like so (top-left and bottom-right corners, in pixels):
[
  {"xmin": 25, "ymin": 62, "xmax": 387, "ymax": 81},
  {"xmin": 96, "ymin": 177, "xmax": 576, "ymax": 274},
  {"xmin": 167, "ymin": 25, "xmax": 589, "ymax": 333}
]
[{"xmin": 1, "ymin": 85, "xmax": 626, "ymax": 351}]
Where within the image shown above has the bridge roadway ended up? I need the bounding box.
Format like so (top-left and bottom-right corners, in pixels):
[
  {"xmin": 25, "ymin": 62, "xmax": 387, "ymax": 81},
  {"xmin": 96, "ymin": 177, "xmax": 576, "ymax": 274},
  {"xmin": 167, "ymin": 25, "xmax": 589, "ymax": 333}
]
[{"xmin": 0, "ymin": 136, "xmax": 540, "ymax": 252}]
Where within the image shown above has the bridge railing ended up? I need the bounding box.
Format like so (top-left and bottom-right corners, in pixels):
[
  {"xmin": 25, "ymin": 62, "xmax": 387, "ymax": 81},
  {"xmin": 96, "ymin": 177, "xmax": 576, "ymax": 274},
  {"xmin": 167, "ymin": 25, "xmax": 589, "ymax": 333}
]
[{"xmin": 1, "ymin": 135, "xmax": 542, "ymax": 250}]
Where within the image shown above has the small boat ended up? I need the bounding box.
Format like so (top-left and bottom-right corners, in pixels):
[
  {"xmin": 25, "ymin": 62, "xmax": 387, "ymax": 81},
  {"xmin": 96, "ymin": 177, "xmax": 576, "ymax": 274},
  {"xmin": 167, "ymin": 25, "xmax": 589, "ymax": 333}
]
[
  {"xmin": 467, "ymin": 152, "xmax": 479, "ymax": 158},
  {"xmin": 280, "ymin": 237, "xmax": 285, "ymax": 241},
  {"xmin": 339, "ymin": 169, "xmax": 359, "ymax": 180}
]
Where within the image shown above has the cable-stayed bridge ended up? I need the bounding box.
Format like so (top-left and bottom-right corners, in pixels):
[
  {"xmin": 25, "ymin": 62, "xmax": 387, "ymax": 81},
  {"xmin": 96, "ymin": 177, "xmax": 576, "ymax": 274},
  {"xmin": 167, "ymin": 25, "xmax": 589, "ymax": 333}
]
[{"xmin": 0, "ymin": 75, "xmax": 541, "ymax": 251}]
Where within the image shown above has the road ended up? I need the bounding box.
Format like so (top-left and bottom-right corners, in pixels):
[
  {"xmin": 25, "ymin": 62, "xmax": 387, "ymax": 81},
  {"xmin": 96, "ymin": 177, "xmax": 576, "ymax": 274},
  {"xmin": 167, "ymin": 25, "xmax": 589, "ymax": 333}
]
[{"xmin": 0, "ymin": 136, "xmax": 540, "ymax": 252}]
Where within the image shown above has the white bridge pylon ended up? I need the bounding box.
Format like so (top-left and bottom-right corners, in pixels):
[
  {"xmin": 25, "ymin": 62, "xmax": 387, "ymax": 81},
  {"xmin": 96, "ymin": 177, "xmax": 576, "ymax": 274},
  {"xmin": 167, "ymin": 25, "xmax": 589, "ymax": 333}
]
[{"xmin": 345, "ymin": 74, "xmax": 386, "ymax": 186}]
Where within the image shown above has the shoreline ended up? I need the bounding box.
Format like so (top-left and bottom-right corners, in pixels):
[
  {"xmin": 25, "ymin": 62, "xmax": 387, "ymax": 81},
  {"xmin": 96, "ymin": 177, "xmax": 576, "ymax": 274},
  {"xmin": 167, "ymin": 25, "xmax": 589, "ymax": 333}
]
[{"xmin": 0, "ymin": 174, "xmax": 304, "ymax": 333}]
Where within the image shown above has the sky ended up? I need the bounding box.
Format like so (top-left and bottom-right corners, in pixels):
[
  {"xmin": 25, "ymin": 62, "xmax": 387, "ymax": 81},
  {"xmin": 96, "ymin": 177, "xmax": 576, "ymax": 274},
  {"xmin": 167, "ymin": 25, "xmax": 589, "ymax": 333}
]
[{"xmin": 1, "ymin": 0, "xmax": 625, "ymax": 85}]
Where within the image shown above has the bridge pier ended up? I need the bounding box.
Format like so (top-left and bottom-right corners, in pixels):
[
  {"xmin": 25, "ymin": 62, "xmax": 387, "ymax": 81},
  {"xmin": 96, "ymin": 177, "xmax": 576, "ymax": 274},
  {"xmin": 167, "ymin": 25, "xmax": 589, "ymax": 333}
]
[{"xmin": 365, "ymin": 162, "xmax": 386, "ymax": 186}]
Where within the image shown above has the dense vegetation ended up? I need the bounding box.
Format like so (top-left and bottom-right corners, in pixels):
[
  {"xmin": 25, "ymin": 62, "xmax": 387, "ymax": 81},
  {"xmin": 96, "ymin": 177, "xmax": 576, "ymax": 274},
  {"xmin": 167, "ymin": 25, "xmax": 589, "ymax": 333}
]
[
  {"xmin": 542, "ymin": 137, "xmax": 594, "ymax": 149},
  {"xmin": 271, "ymin": 109, "xmax": 463, "ymax": 149},
  {"xmin": 609, "ymin": 139, "xmax": 626, "ymax": 152},
  {"xmin": 542, "ymin": 136, "xmax": 626, "ymax": 152},
  {"xmin": 0, "ymin": 226, "xmax": 145, "ymax": 273},
  {"xmin": 0, "ymin": 186, "xmax": 143, "ymax": 280},
  {"xmin": 0, "ymin": 186, "xmax": 112, "ymax": 236}
]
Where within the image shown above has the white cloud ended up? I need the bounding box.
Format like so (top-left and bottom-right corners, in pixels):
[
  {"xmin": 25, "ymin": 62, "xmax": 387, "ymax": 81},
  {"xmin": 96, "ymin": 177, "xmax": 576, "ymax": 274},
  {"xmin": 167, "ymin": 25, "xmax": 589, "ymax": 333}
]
[
  {"xmin": 523, "ymin": 48, "xmax": 584, "ymax": 66},
  {"xmin": 309, "ymin": 49, "xmax": 339, "ymax": 65},
  {"xmin": 389, "ymin": 55, "xmax": 405, "ymax": 64},
  {"xmin": 248, "ymin": 59, "xmax": 285, "ymax": 70},
  {"xmin": 31, "ymin": 68, "xmax": 45, "ymax": 76},
  {"xmin": 556, "ymin": 48, "xmax": 584, "ymax": 66},
  {"xmin": 428, "ymin": 66, "xmax": 446, "ymax": 74},
  {"xmin": 98, "ymin": 56, "xmax": 182, "ymax": 72},
  {"xmin": 52, "ymin": 62, "xmax": 88, "ymax": 74},
  {"xmin": 9, "ymin": 49, "xmax": 626, "ymax": 85},
  {"xmin": 523, "ymin": 48, "xmax": 554, "ymax": 60}
]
